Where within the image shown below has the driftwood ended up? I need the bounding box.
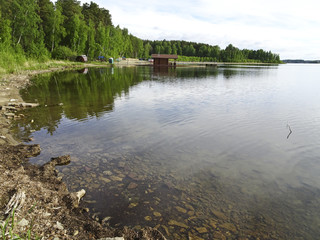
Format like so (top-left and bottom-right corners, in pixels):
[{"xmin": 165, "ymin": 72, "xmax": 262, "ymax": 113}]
[{"xmin": 4, "ymin": 191, "xmax": 26, "ymax": 215}]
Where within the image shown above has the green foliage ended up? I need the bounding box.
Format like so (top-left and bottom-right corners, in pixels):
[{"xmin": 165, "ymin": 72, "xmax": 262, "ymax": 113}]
[
  {"xmin": 145, "ymin": 40, "xmax": 281, "ymax": 63},
  {"xmin": 0, "ymin": 0, "xmax": 281, "ymax": 75},
  {"xmin": 52, "ymin": 46, "xmax": 76, "ymax": 60}
]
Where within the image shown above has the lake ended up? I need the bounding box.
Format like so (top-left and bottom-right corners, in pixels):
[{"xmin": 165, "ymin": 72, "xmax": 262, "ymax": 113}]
[{"xmin": 13, "ymin": 64, "xmax": 320, "ymax": 239}]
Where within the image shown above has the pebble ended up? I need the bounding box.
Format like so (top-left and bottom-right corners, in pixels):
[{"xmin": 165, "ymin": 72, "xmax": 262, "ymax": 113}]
[
  {"xmin": 220, "ymin": 222, "xmax": 237, "ymax": 232},
  {"xmin": 128, "ymin": 203, "xmax": 138, "ymax": 208},
  {"xmin": 110, "ymin": 176, "xmax": 123, "ymax": 181},
  {"xmin": 118, "ymin": 162, "xmax": 125, "ymax": 168},
  {"xmin": 127, "ymin": 182, "xmax": 138, "ymax": 189},
  {"xmin": 213, "ymin": 231, "xmax": 227, "ymax": 240},
  {"xmin": 55, "ymin": 221, "xmax": 64, "ymax": 230},
  {"xmin": 102, "ymin": 216, "xmax": 111, "ymax": 223},
  {"xmin": 188, "ymin": 232, "xmax": 205, "ymax": 240},
  {"xmin": 18, "ymin": 218, "xmax": 29, "ymax": 227},
  {"xmin": 212, "ymin": 210, "xmax": 227, "ymax": 220},
  {"xmin": 97, "ymin": 238, "xmax": 124, "ymax": 240},
  {"xmin": 144, "ymin": 216, "xmax": 152, "ymax": 221},
  {"xmin": 168, "ymin": 220, "xmax": 189, "ymax": 228},
  {"xmin": 43, "ymin": 212, "xmax": 51, "ymax": 217},
  {"xmin": 100, "ymin": 177, "xmax": 111, "ymax": 183},
  {"xmin": 175, "ymin": 206, "xmax": 187, "ymax": 213},
  {"xmin": 196, "ymin": 227, "xmax": 208, "ymax": 233},
  {"xmin": 187, "ymin": 211, "xmax": 194, "ymax": 216},
  {"xmin": 153, "ymin": 211, "xmax": 162, "ymax": 217},
  {"xmin": 103, "ymin": 170, "xmax": 113, "ymax": 176}
]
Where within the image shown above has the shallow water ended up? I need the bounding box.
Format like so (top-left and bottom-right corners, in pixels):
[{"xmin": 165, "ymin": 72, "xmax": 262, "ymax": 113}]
[{"xmin": 13, "ymin": 65, "xmax": 320, "ymax": 239}]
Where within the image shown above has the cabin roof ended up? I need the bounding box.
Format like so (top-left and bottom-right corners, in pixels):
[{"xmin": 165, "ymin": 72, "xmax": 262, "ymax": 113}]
[{"xmin": 151, "ymin": 54, "xmax": 178, "ymax": 59}]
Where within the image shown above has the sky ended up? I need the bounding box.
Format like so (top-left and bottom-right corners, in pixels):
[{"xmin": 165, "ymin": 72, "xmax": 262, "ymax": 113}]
[{"xmin": 80, "ymin": 0, "xmax": 320, "ymax": 60}]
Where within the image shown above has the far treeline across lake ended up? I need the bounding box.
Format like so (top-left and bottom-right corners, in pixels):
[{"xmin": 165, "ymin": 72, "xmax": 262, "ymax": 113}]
[{"xmin": 0, "ymin": 0, "xmax": 281, "ymax": 73}]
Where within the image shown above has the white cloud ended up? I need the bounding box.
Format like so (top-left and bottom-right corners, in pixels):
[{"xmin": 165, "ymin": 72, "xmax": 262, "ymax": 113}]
[{"xmin": 81, "ymin": 0, "xmax": 320, "ymax": 59}]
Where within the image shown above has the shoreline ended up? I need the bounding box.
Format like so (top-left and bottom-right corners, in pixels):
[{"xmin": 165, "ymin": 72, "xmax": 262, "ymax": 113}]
[
  {"xmin": 0, "ymin": 60, "xmax": 278, "ymax": 239},
  {"xmin": 0, "ymin": 64, "xmax": 165, "ymax": 239}
]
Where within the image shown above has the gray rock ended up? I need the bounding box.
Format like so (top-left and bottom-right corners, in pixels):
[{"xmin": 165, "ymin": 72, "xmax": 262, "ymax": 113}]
[
  {"xmin": 55, "ymin": 221, "xmax": 64, "ymax": 230},
  {"xmin": 18, "ymin": 218, "xmax": 29, "ymax": 227}
]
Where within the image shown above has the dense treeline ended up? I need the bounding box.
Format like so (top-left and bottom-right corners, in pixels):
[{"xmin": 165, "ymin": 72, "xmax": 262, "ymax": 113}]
[
  {"xmin": 0, "ymin": 0, "xmax": 281, "ymax": 68},
  {"xmin": 144, "ymin": 40, "xmax": 281, "ymax": 63},
  {"xmin": 0, "ymin": 0, "xmax": 146, "ymax": 62}
]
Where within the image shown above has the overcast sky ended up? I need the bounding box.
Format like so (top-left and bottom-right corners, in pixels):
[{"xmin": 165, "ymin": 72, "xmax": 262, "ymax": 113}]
[{"xmin": 81, "ymin": 0, "xmax": 320, "ymax": 60}]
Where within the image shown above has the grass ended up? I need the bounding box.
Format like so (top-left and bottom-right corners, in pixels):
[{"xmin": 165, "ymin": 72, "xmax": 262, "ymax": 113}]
[
  {"xmin": 0, "ymin": 206, "xmax": 41, "ymax": 240},
  {"xmin": 0, "ymin": 49, "xmax": 86, "ymax": 80}
]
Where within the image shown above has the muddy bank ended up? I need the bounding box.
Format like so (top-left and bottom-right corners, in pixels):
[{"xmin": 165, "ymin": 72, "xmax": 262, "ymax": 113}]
[{"xmin": 0, "ymin": 67, "xmax": 164, "ymax": 239}]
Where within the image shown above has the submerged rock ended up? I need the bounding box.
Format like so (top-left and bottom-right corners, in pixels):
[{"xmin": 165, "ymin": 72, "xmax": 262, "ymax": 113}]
[
  {"xmin": 175, "ymin": 206, "xmax": 187, "ymax": 214},
  {"xmin": 128, "ymin": 202, "xmax": 138, "ymax": 208},
  {"xmin": 168, "ymin": 220, "xmax": 188, "ymax": 229},
  {"xmin": 127, "ymin": 182, "xmax": 138, "ymax": 189},
  {"xmin": 110, "ymin": 176, "xmax": 123, "ymax": 182},
  {"xmin": 196, "ymin": 227, "xmax": 208, "ymax": 233},
  {"xmin": 144, "ymin": 216, "xmax": 152, "ymax": 221},
  {"xmin": 220, "ymin": 222, "xmax": 237, "ymax": 232},
  {"xmin": 153, "ymin": 212, "xmax": 162, "ymax": 217}
]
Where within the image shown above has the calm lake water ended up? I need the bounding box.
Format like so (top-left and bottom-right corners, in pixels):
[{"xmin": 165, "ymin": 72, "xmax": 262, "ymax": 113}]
[{"xmin": 13, "ymin": 64, "xmax": 320, "ymax": 239}]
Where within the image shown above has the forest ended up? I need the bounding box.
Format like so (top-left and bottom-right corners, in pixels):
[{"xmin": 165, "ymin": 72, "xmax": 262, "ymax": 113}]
[{"xmin": 0, "ymin": 0, "xmax": 281, "ymax": 70}]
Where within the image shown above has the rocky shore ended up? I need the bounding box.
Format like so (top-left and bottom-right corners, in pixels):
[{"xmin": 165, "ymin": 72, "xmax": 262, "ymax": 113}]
[{"xmin": 0, "ymin": 67, "xmax": 165, "ymax": 239}]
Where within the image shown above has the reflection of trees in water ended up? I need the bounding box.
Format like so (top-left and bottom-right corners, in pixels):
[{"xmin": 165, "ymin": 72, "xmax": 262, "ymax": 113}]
[
  {"xmin": 13, "ymin": 66, "xmax": 267, "ymax": 139},
  {"xmin": 221, "ymin": 65, "xmax": 274, "ymax": 79},
  {"xmin": 13, "ymin": 68, "xmax": 147, "ymax": 137}
]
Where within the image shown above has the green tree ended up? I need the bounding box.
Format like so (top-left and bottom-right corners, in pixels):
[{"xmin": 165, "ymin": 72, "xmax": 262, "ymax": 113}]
[
  {"xmin": 11, "ymin": 0, "xmax": 48, "ymax": 57},
  {"xmin": 0, "ymin": 11, "xmax": 12, "ymax": 50},
  {"xmin": 51, "ymin": 3, "xmax": 66, "ymax": 52}
]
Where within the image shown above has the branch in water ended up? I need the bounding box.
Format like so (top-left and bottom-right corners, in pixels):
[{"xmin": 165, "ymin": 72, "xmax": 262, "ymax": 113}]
[{"xmin": 286, "ymin": 124, "xmax": 292, "ymax": 139}]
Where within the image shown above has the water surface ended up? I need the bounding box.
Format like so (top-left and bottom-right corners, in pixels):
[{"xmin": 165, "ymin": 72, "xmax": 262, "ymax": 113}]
[{"xmin": 13, "ymin": 65, "xmax": 320, "ymax": 239}]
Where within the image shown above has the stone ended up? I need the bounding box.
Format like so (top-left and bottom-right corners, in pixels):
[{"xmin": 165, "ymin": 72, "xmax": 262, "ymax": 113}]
[
  {"xmin": 43, "ymin": 212, "xmax": 51, "ymax": 217},
  {"xmin": 168, "ymin": 220, "xmax": 188, "ymax": 228},
  {"xmin": 55, "ymin": 221, "xmax": 64, "ymax": 230},
  {"xmin": 127, "ymin": 182, "xmax": 138, "ymax": 189},
  {"xmin": 102, "ymin": 216, "xmax": 111, "ymax": 223},
  {"xmin": 20, "ymin": 103, "xmax": 39, "ymax": 108},
  {"xmin": 128, "ymin": 203, "xmax": 138, "ymax": 208},
  {"xmin": 185, "ymin": 203, "xmax": 195, "ymax": 211},
  {"xmin": 153, "ymin": 211, "xmax": 162, "ymax": 217},
  {"xmin": 188, "ymin": 232, "xmax": 205, "ymax": 240},
  {"xmin": 4, "ymin": 113, "xmax": 15, "ymax": 119},
  {"xmin": 103, "ymin": 170, "xmax": 112, "ymax": 176},
  {"xmin": 196, "ymin": 227, "xmax": 208, "ymax": 233},
  {"xmin": 118, "ymin": 162, "xmax": 125, "ymax": 168},
  {"xmin": 110, "ymin": 175, "xmax": 123, "ymax": 181},
  {"xmin": 144, "ymin": 216, "xmax": 152, "ymax": 221},
  {"xmin": 175, "ymin": 206, "xmax": 187, "ymax": 213},
  {"xmin": 97, "ymin": 238, "xmax": 124, "ymax": 240},
  {"xmin": 210, "ymin": 220, "xmax": 217, "ymax": 228},
  {"xmin": 187, "ymin": 211, "xmax": 194, "ymax": 216},
  {"xmin": 213, "ymin": 231, "xmax": 227, "ymax": 240},
  {"xmin": 100, "ymin": 177, "xmax": 111, "ymax": 183},
  {"xmin": 220, "ymin": 223, "xmax": 237, "ymax": 232},
  {"xmin": 128, "ymin": 172, "xmax": 138, "ymax": 180},
  {"xmin": 212, "ymin": 210, "xmax": 227, "ymax": 220},
  {"xmin": 18, "ymin": 218, "xmax": 29, "ymax": 227}
]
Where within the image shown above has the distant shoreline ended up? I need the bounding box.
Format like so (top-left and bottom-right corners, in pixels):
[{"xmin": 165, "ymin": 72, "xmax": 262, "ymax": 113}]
[{"xmin": 282, "ymin": 59, "xmax": 320, "ymax": 64}]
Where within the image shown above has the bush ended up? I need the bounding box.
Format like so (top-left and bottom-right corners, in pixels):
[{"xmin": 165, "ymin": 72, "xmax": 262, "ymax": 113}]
[{"xmin": 52, "ymin": 46, "xmax": 76, "ymax": 60}]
